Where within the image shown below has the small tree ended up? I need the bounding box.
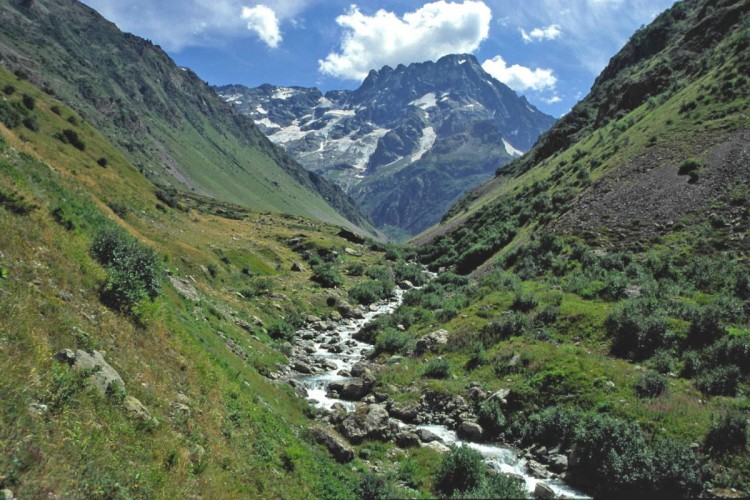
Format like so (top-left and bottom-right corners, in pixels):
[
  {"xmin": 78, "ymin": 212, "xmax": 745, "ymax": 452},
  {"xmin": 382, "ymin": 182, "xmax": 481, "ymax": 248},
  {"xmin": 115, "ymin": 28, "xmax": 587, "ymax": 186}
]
[{"xmin": 434, "ymin": 445, "xmax": 485, "ymax": 496}]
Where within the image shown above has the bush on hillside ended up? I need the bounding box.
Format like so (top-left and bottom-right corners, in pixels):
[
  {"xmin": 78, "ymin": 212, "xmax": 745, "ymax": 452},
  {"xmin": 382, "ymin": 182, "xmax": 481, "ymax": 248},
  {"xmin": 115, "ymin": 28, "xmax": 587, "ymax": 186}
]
[
  {"xmin": 704, "ymin": 412, "xmax": 748, "ymax": 454},
  {"xmin": 90, "ymin": 227, "xmax": 162, "ymax": 316},
  {"xmin": 311, "ymin": 263, "xmax": 344, "ymax": 288},
  {"xmin": 422, "ymin": 358, "xmax": 451, "ymax": 379},
  {"xmin": 606, "ymin": 299, "xmax": 668, "ymax": 360},
  {"xmin": 433, "ymin": 445, "xmax": 485, "ymax": 496}
]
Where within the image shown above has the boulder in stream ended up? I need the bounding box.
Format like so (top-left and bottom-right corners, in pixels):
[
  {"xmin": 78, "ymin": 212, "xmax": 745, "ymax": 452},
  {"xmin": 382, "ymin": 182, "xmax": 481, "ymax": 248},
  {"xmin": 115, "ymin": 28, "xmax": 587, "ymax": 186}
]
[
  {"xmin": 338, "ymin": 404, "xmax": 390, "ymax": 444},
  {"xmin": 457, "ymin": 421, "xmax": 484, "ymax": 442}
]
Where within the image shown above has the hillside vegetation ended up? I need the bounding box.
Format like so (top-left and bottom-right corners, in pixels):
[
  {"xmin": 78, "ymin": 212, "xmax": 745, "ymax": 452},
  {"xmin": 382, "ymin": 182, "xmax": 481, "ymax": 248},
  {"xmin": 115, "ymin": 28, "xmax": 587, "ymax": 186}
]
[
  {"xmin": 352, "ymin": 0, "xmax": 749, "ymax": 496},
  {"xmin": 0, "ymin": 66, "xmax": 412, "ymax": 497},
  {"xmin": 0, "ymin": 0, "xmax": 376, "ymax": 236}
]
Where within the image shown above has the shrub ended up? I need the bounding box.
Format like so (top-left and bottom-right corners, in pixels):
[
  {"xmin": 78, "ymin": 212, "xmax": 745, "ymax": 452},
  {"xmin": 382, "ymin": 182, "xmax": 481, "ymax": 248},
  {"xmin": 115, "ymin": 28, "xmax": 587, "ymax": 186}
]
[
  {"xmin": 97, "ymin": 157, "xmax": 109, "ymax": 168},
  {"xmin": 90, "ymin": 228, "xmax": 162, "ymax": 316},
  {"xmin": 570, "ymin": 414, "xmax": 653, "ymax": 496},
  {"xmin": 477, "ymin": 399, "xmax": 506, "ymax": 438},
  {"xmin": 365, "ymin": 265, "xmax": 394, "ymax": 281},
  {"xmin": 55, "ymin": 128, "xmax": 86, "ymax": 150},
  {"xmin": 520, "ymin": 406, "xmax": 579, "ymax": 448},
  {"xmin": 0, "ymin": 188, "xmax": 36, "ymax": 215},
  {"xmin": 462, "ymin": 473, "xmax": 527, "ymax": 499},
  {"xmin": 22, "ymin": 116, "xmax": 38, "ymax": 131},
  {"xmin": 2, "ymin": 84, "xmax": 15, "ymax": 95},
  {"xmin": 606, "ymin": 300, "xmax": 668, "ymax": 360},
  {"xmin": 511, "ymin": 291, "xmax": 538, "ymax": 312},
  {"xmin": 465, "ymin": 342, "xmax": 489, "ymax": 371},
  {"xmin": 422, "ymin": 358, "xmax": 450, "ymax": 379},
  {"xmin": 686, "ymin": 305, "xmax": 726, "ymax": 348},
  {"xmin": 704, "ymin": 412, "xmax": 748, "ymax": 454},
  {"xmin": 267, "ymin": 319, "xmax": 295, "ymax": 341},
  {"xmin": 357, "ymin": 472, "xmax": 393, "ymax": 500},
  {"xmin": 678, "ymin": 158, "xmax": 700, "ymax": 176},
  {"xmin": 206, "ymin": 263, "xmax": 218, "ymax": 278},
  {"xmin": 372, "ymin": 329, "xmax": 413, "ymax": 357},
  {"xmin": 394, "ymin": 262, "xmax": 428, "ymax": 286},
  {"xmin": 481, "ymin": 312, "xmax": 529, "ymax": 345},
  {"xmin": 345, "ymin": 261, "xmax": 365, "ymax": 276},
  {"xmin": 694, "ymin": 365, "xmax": 740, "ymax": 396},
  {"xmin": 311, "ymin": 263, "xmax": 344, "ymax": 288},
  {"xmin": 650, "ymin": 350, "xmax": 677, "ymax": 374},
  {"xmin": 634, "ymin": 371, "xmax": 668, "ymax": 398},
  {"xmin": 349, "ymin": 279, "xmax": 393, "ymax": 305},
  {"xmin": 651, "ymin": 438, "xmax": 702, "ymax": 496},
  {"xmin": 433, "ymin": 445, "xmax": 485, "ymax": 496},
  {"xmin": 21, "ymin": 93, "xmax": 35, "ymax": 110},
  {"xmin": 240, "ymin": 276, "xmax": 273, "ymax": 298}
]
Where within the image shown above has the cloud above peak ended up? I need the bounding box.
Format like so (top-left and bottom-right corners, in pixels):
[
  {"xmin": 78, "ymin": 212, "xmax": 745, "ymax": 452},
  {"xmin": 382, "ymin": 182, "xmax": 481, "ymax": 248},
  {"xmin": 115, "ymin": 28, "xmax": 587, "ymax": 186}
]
[
  {"xmin": 481, "ymin": 55, "xmax": 557, "ymax": 92},
  {"xmin": 319, "ymin": 1, "xmax": 492, "ymax": 81},
  {"xmin": 242, "ymin": 5, "xmax": 282, "ymax": 48}
]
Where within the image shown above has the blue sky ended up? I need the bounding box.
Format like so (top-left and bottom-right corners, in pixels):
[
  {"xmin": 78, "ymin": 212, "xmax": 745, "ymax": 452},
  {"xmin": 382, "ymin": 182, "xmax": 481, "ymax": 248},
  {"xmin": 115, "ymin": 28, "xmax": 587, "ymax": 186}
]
[{"xmin": 81, "ymin": 0, "xmax": 675, "ymax": 117}]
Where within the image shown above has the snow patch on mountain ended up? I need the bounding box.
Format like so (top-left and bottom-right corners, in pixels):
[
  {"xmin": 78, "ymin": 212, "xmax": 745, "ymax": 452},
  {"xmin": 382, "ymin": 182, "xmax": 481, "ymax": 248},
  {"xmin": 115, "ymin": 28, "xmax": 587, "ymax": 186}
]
[
  {"xmin": 412, "ymin": 127, "xmax": 436, "ymax": 162},
  {"xmin": 272, "ymin": 87, "xmax": 296, "ymax": 100},
  {"xmin": 410, "ymin": 93, "xmax": 438, "ymax": 110},
  {"xmin": 503, "ymin": 139, "xmax": 524, "ymax": 157}
]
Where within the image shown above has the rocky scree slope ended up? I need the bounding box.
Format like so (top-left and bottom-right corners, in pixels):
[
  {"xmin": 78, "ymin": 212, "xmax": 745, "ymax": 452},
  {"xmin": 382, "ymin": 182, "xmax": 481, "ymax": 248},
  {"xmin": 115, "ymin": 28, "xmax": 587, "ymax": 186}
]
[
  {"xmin": 0, "ymin": 0, "xmax": 376, "ymax": 235},
  {"xmin": 217, "ymin": 54, "xmax": 555, "ymax": 239},
  {"xmin": 416, "ymin": 0, "xmax": 750, "ymax": 266}
]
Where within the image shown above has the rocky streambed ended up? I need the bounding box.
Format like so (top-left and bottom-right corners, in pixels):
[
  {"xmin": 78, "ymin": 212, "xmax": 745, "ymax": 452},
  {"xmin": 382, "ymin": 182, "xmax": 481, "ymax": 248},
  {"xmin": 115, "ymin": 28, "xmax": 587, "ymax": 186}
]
[{"xmin": 269, "ymin": 289, "xmax": 587, "ymax": 499}]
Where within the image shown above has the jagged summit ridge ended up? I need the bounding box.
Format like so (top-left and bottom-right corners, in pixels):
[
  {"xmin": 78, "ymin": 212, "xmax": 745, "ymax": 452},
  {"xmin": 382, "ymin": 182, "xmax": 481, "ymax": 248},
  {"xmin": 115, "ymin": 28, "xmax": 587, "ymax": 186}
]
[{"xmin": 217, "ymin": 54, "xmax": 555, "ymax": 237}]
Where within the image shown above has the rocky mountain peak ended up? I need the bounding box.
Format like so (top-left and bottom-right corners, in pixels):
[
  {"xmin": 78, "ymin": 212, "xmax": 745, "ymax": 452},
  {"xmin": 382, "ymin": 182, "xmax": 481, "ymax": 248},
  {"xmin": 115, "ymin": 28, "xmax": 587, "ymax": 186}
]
[{"xmin": 216, "ymin": 54, "xmax": 555, "ymax": 238}]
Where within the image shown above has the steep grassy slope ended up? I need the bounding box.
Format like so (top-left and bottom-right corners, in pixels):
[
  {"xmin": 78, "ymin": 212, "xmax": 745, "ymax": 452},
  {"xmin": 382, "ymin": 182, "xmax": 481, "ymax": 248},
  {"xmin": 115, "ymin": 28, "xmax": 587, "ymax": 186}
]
[
  {"xmin": 0, "ymin": 67, "xmax": 405, "ymax": 497},
  {"xmin": 348, "ymin": 0, "xmax": 750, "ymax": 496},
  {"xmin": 0, "ymin": 0, "xmax": 376, "ymax": 236}
]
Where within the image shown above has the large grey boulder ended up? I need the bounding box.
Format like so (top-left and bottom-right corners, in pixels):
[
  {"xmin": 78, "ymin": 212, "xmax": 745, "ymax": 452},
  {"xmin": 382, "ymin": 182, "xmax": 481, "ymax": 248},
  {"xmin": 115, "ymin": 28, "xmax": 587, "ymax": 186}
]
[
  {"xmin": 534, "ymin": 483, "xmax": 556, "ymax": 499},
  {"xmin": 54, "ymin": 349, "xmax": 124, "ymax": 397},
  {"xmin": 456, "ymin": 421, "xmax": 483, "ymax": 442},
  {"xmin": 417, "ymin": 428, "xmax": 443, "ymax": 443},
  {"xmin": 414, "ymin": 329, "xmax": 449, "ymax": 355},
  {"xmin": 310, "ymin": 428, "xmax": 355, "ymax": 463},
  {"xmin": 387, "ymin": 402, "xmax": 419, "ymax": 423},
  {"xmin": 338, "ymin": 404, "xmax": 390, "ymax": 444},
  {"xmin": 339, "ymin": 377, "xmax": 374, "ymax": 401},
  {"xmin": 123, "ymin": 396, "xmax": 155, "ymax": 423}
]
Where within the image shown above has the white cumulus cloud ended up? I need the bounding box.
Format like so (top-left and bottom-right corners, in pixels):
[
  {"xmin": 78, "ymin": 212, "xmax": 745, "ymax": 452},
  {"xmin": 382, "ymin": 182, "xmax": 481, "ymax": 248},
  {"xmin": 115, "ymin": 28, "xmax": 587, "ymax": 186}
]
[
  {"xmin": 520, "ymin": 23, "xmax": 562, "ymax": 43},
  {"xmin": 319, "ymin": 1, "xmax": 492, "ymax": 81},
  {"xmin": 242, "ymin": 5, "xmax": 282, "ymax": 48},
  {"xmin": 481, "ymin": 55, "xmax": 557, "ymax": 92}
]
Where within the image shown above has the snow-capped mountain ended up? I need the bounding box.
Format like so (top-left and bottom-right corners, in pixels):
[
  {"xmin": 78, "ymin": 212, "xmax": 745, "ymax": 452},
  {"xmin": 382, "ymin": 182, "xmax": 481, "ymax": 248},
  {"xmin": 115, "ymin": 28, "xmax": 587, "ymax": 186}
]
[{"xmin": 217, "ymin": 54, "xmax": 555, "ymax": 238}]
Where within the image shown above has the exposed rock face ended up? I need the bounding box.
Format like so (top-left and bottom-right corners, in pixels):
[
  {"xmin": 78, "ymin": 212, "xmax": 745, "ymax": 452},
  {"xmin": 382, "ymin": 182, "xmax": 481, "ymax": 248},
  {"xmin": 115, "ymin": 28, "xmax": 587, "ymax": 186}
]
[
  {"xmin": 387, "ymin": 402, "xmax": 419, "ymax": 423},
  {"xmin": 54, "ymin": 349, "xmax": 124, "ymax": 397},
  {"xmin": 217, "ymin": 54, "xmax": 555, "ymax": 237},
  {"xmin": 169, "ymin": 276, "xmax": 200, "ymax": 302},
  {"xmin": 338, "ymin": 404, "xmax": 390, "ymax": 444},
  {"xmin": 457, "ymin": 421, "xmax": 484, "ymax": 442},
  {"xmin": 415, "ymin": 329, "xmax": 450, "ymax": 355},
  {"xmin": 310, "ymin": 428, "xmax": 355, "ymax": 463}
]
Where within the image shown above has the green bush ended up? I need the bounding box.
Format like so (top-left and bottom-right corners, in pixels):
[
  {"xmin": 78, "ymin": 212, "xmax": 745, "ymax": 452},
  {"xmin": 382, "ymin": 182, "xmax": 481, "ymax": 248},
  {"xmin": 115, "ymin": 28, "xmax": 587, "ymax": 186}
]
[
  {"xmin": 422, "ymin": 358, "xmax": 451, "ymax": 379},
  {"xmin": 433, "ymin": 445, "xmax": 485, "ymax": 496},
  {"xmin": 694, "ymin": 365, "xmax": 740, "ymax": 396},
  {"xmin": 349, "ymin": 279, "xmax": 393, "ymax": 305},
  {"xmin": 372, "ymin": 329, "xmax": 414, "ymax": 357},
  {"xmin": 511, "ymin": 291, "xmax": 538, "ymax": 312},
  {"xmin": 311, "ymin": 263, "xmax": 344, "ymax": 288},
  {"xmin": 704, "ymin": 412, "xmax": 748, "ymax": 454},
  {"xmin": 345, "ymin": 261, "xmax": 365, "ymax": 276},
  {"xmin": 606, "ymin": 300, "xmax": 668, "ymax": 360},
  {"xmin": 356, "ymin": 472, "xmax": 393, "ymax": 500},
  {"xmin": 267, "ymin": 319, "xmax": 295, "ymax": 341},
  {"xmin": 55, "ymin": 128, "xmax": 86, "ymax": 150},
  {"xmin": 570, "ymin": 414, "xmax": 652, "ymax": 496},
  {"xmin": 686, "ymin": 305, "xmax": 727, "ymax": 348},
  {"xmin": 461, "ymin": 473, "xmax": 527, "ymax": 499},
  {"xmin": 520, "ymin": 406, "xmax": 579, "ymax": 448},
  {"xmin": 90, "ymin": 227, "xmax": 162, "ymax": 316},
  {"xmin": 481, "ymin": 312, "xmax": 529, "ymax": 345},
  {"xmin": 2, "ymin": 84, "xmax": 15, "ymax": 95},
  {"xmin": 21, "ymin": 93, "xmax": 35, "ymax": 110},
  {"xmin": 240, "ymin": 276, "xmax": 274, "ymax": 298},
  {"xmin": 477, "ymin": 399, "xmax": 506, "ymax": 438},
  {"xmin": 0, "ymin": 187, "xmax": 36, "ymax": 215},
  {"xmin": 634, "ymin": 371, "xmax": 668, "ymax": 398},
  {"xmin": 465, "ymin": 342, "xmax": 489, "ymax": 371},
  {"xmin": 650, "ymin": 438, "xmax": 702, "ymax": 496},
  {"xmin": 365, "ymin": 265, "xmax": 394, "ymax": 281}
]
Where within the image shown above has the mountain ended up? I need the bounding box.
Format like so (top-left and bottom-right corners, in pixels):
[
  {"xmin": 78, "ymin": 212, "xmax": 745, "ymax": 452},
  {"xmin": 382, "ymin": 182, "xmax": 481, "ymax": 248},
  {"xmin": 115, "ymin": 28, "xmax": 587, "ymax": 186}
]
[
  {"xmin": 0, "ymin": 0, "xmax": 377, "ymax": 235},
  {"xmin": 216, "ymin": 54, "xmax": 555, "ymax": 239}
]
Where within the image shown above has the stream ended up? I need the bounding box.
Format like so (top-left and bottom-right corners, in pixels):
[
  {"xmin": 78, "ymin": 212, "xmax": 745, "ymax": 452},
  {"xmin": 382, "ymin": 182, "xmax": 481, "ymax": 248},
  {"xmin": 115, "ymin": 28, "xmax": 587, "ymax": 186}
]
[{"xmin": 286, "ymin": 289, "xmax": 587, "ymax": 498}]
